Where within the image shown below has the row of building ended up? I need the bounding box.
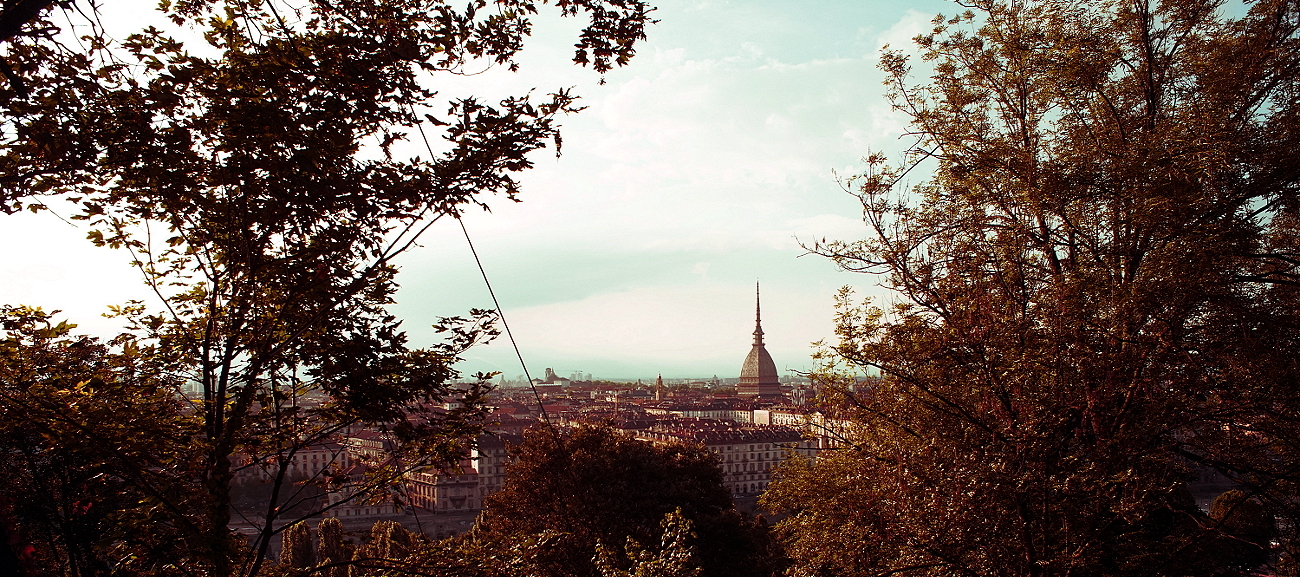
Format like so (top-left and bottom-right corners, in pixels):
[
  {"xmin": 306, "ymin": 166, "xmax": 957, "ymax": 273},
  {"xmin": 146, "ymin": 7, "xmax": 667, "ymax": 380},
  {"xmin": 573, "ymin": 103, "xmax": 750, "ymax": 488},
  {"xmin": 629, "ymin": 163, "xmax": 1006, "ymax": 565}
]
[
  {"xmin": 242, "ymin": 405, "xmax": 836, "ymax": 520},
  {"xmin": 231, "ymin": 285, "xmax": 851, "ymax": 533}
]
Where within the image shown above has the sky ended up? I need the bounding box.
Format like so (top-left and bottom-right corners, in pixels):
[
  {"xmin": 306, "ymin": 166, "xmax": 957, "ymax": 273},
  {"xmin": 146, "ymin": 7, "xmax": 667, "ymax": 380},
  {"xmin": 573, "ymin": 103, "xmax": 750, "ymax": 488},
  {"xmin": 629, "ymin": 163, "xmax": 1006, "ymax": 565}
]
[{"xmin": 0, "ymin": 0, "xmax": 957, "ymax": 381}]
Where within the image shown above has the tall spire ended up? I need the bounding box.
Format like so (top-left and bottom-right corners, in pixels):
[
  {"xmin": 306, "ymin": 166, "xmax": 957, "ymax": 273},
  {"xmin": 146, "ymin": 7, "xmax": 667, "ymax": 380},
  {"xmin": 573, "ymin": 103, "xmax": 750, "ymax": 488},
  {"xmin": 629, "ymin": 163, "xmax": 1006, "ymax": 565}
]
[{"xmin": 739, "ymin": 281, "xmax": 780, "ymax": 398}]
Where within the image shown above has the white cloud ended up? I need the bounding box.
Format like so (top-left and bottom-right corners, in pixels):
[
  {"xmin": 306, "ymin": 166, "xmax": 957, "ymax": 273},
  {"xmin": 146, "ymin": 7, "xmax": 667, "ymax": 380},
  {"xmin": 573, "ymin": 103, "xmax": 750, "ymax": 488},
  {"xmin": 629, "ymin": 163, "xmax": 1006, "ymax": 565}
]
[{"xmin": 876, "ymin": 9, "xmax": 934, "ymax": 52}]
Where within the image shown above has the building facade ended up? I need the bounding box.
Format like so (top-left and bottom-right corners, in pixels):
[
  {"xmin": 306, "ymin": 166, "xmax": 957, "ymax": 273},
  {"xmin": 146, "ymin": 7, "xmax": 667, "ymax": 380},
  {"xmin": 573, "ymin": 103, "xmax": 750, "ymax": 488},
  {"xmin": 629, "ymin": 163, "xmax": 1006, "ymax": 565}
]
[{"xmin": 635, "ymin": 419, "xmax": 817, "ymax": 496}]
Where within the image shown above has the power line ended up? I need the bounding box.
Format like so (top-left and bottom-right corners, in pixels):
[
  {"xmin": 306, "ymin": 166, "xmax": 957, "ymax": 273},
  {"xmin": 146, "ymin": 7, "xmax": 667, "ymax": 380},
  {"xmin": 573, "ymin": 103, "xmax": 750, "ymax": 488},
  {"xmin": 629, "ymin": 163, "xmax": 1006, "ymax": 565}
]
[
  {"xmin": 454, "ymin": 215, "xmax": 556, "ymax": 434},
  {"xmin": 404, "ymin": 104, "xmax": 557, "ymax": 437}
]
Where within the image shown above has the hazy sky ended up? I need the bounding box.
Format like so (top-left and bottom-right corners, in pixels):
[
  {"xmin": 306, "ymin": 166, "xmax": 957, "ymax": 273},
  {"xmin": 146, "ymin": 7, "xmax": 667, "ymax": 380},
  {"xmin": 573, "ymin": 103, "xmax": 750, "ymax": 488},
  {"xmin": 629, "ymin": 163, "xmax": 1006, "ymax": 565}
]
[{"xmin": 1, "ymin": 0, "xmax": 955, "ymax": 380}]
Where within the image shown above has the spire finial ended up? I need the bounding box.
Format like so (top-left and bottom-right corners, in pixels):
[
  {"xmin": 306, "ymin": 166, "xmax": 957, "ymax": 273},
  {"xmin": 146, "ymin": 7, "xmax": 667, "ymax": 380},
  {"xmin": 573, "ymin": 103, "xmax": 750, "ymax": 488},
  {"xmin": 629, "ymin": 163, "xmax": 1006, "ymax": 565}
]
[{"xmin": 753, "ymin": 281, "xmax": 764, "ymax": 346}]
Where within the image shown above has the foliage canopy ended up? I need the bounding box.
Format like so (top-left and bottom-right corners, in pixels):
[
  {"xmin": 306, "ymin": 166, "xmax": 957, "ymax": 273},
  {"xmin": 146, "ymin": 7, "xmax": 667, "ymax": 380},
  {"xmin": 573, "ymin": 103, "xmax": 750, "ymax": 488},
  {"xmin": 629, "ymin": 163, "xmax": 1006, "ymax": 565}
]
[
  {"xmin": 769, "ymin": 0, "xmax": 1300, "ymax": 575},
  {"xmin": 470, "ymin": 424, "xmax": 782, "ymax": 577},
  {"xmin": 0, "ymin": 0, "xmax": 654, "ymax": 574}
]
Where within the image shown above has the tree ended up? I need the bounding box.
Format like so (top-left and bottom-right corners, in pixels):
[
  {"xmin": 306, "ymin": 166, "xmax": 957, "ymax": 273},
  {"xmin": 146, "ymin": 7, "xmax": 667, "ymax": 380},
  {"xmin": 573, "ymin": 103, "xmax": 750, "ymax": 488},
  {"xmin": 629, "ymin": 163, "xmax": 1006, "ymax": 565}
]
[
  {"xmin": 384, "ymin": 527, "xmax": 563, "ymax": 577},
  {"xmin": 280, "ymin": 522, "xmax": 314, "ymax": 570},
  {"xmin": 353, "ymin": 520, "xmax": 415, "ymax": 576},
  {"xmin": 469, "ymin": 424, "xmax": 781, "ymax": 577},
  {"xmin": 768, "ymin": 0, "xmax": 1300, "ymax": 576},
  {"xmin": 0, "ymin": 305, "xmax": 199, "ymax": 576},
  {"xmin": 594, "ymin": 508, "xmax": 702, "ymax": 577},
  {"xmin": 0, "ymin": 0, "xmax": 654, "ymax": 574},
  {"xmin": 1205, "ymin": 490, "xmax": 1275, "ymax": 573},
  {"xmin": 316, "ymin": 518, "xmax": 348, "ymax": 577}
]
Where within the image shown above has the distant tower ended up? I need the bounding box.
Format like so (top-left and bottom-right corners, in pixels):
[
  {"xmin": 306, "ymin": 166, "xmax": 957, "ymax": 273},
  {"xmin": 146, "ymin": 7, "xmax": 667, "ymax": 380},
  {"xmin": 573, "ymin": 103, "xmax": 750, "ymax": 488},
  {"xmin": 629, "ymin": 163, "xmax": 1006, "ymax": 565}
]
[
  {"xmin": 655, "ymin": 374, "xmax": 664, "ymax": 401},
  {"xmin": 738, "ymin": 283, "xmax": 781, "ymax": 398}
]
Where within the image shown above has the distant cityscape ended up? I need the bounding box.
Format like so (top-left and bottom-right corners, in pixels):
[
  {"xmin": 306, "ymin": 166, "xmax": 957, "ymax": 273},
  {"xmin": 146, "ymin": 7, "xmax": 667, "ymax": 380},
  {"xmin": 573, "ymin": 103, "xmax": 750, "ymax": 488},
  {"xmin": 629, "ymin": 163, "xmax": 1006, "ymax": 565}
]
[
  {"xmin": 493, "ymin": 371, "xmax": 811, "ymax": 391},
  {"xmin": 227, "ymin": 286, "xmax": 851, "ymax": 540}
]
